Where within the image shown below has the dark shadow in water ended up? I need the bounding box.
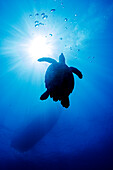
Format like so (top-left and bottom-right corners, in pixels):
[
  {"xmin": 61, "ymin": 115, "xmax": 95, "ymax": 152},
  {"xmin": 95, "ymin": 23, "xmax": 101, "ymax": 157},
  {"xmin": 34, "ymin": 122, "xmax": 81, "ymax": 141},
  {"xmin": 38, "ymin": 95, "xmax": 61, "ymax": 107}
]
[
  {"xmin": 11, "ymin": 109, "xmax": 61, "ymax": 152},
  {"xmin": 1, "ymin": 139, "xmax": 113, "ymax": 170}
]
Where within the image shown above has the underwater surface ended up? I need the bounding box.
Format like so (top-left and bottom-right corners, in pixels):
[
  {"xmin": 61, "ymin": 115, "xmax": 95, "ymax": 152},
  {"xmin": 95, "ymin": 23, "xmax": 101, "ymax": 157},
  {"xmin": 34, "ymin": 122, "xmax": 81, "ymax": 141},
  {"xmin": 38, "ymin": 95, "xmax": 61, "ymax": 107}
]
[{"xmin": 0, "ymin": 0, "xmax": 113, "ymax": 169}]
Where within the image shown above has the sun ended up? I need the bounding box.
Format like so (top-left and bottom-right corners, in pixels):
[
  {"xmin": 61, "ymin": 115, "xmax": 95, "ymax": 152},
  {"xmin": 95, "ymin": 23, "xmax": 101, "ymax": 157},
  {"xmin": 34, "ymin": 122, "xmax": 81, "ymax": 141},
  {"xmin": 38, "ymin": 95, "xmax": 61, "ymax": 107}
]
[{"xmin": 28, "ymin": 35, "xmax": 53, "ymax": 62}]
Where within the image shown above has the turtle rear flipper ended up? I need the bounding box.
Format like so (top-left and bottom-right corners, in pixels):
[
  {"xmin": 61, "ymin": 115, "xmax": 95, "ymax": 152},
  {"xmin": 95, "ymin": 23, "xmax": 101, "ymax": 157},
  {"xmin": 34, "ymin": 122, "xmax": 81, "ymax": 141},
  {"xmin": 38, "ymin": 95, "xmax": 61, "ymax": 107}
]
[
  {"xmin": 40, "ymin": 90, "xmax": 49, "ymax": 100},
  {"xmin": 61, "ymin": 97, "xmax": 69, "ymax": 108}
]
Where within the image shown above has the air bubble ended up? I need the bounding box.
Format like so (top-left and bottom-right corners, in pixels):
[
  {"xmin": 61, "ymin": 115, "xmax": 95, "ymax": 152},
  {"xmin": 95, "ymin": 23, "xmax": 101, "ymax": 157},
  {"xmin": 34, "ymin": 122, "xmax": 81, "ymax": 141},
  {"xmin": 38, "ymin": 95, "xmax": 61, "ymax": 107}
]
[
  {"xmin": 35, "ymin": 24, "xmax": 39, "ymax": 27},
  {"xmin": 65, "ymin": 18, "xmax": 68, "ymax": 22},
  {"xmin": 39, "ymin": 22, "xmax": 44, "ymax": 25},
  {"xmin": 35, "ymin": 21, "xmax": 39, "ymax": 24},
  {"xmin": 42, "ymin": 15, "xmax": 48, "ymax": 19},
  {"xmin": 51, "ymin": 9, "xmax": 55, "ymax": 12},
  {"xmin": 35, "ymin": 13, "xmax": 39, "ymax": 16},
  {"xmin": 41, "ymin": 13, "xmax": 45, "ymax": 17},
  {"xmin": 60, "ymin": 37, "xmax": 63, "ymax": 40}
]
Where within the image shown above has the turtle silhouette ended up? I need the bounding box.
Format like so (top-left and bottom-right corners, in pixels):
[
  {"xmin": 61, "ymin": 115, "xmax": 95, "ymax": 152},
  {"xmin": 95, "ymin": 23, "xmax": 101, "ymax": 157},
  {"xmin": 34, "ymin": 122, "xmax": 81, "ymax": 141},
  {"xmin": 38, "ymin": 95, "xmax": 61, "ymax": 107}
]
[{"xmin": 38, "ymin": 53, "xmax": 83, "ymax": 108}]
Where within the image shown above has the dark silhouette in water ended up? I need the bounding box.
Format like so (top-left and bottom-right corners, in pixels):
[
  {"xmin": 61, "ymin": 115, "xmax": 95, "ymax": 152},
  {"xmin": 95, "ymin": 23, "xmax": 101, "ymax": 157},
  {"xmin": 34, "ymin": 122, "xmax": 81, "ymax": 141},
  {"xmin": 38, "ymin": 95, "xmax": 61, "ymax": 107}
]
[
  {"xmin": 38, "ymin": 53, "xmax": 83, "ymax": 108},
  {"xmin": 11, "ymin": 109, "xmax": 61, "ymax": 152}
]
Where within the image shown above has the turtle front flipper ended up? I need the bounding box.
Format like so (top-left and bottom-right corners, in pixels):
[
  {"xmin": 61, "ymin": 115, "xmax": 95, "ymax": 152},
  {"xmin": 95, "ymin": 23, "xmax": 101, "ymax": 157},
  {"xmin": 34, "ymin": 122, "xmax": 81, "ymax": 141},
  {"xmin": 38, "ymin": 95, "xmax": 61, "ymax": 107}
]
[
  {"xmin": 61, "ymin": 97, "xmax": 69, "ymax": 108},
  {"xmin": 40, "ymin": 90, "xmax": 50, "ymax": 100},
  {"xmin": 70, "ymin": 67, "xmax": 83, "ymax": 79},
  {"xmin": 38, "ymin": 57, "xmax": 57, "ymax": 64}
]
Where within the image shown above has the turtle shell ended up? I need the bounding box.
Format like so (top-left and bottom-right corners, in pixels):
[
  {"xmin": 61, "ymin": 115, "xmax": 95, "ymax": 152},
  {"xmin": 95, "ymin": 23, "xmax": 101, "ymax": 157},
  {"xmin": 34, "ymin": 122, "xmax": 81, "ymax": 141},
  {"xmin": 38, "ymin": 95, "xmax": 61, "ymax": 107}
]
[{"xmin": 45, "ymin": 62, "xmax": 74, "ymax": 101}]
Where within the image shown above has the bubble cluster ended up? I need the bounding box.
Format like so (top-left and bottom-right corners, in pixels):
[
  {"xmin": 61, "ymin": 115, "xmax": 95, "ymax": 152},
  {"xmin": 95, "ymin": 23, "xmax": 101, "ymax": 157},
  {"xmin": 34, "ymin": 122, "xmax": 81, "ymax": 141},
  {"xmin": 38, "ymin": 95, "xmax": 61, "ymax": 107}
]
[
  {"xmin": 88, "ymin": 56, "xmax": 95, "ymax": 63},
  {"xmin": 70, "ymin": 47, "xmax": 72, "ymax": 50},
  {"xmin": 28, "ymin": 5, "xmax": 80, "ymax": 52},
  {"xmin": 35, "ymin": 22, "xmax": 44, "ymax": 27}
]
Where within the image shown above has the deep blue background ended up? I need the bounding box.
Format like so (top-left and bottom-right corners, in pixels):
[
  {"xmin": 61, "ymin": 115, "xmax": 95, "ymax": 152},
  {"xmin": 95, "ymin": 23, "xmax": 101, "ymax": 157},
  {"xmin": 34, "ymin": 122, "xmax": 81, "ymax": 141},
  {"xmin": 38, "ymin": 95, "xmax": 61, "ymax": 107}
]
[{"xmin": 0, "ymin": 0, "xmax": 113, "ymax": 169}]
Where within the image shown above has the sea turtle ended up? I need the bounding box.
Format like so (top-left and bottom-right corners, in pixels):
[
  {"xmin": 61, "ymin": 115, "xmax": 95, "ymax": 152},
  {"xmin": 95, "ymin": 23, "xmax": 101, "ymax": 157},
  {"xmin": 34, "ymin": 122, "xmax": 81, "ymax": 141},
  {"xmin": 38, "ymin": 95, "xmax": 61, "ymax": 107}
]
[{"xmin": 38, "ymin": 53, "xmax": 83, "ymax": 108}]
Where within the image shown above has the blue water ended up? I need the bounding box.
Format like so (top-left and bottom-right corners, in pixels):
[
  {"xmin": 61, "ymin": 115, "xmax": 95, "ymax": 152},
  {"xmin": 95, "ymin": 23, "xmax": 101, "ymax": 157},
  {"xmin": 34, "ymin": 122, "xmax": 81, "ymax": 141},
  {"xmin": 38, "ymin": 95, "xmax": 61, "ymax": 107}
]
[{"xmin": 0, "ymin": 0, "xmax": 113, "ymax": 169}]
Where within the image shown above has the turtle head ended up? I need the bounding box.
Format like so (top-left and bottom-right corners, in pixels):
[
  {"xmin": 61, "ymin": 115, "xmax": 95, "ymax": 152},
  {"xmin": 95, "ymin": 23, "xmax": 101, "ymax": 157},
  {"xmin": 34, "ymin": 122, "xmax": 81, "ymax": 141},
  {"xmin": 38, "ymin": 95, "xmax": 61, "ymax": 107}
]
[{"xmin": 59, "ymin": 53, "xmax": 65, "ymax": 64}]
